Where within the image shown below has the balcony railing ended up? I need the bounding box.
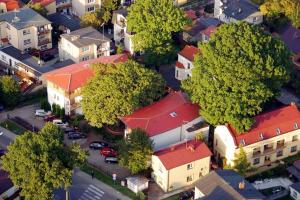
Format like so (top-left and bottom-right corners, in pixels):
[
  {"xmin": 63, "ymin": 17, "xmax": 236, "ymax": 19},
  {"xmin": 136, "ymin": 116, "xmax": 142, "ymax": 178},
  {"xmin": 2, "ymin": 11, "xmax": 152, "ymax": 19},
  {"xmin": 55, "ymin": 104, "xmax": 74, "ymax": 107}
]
[
  {"xmin": 38, "ymin": 29, "xmax": 51, "ymax": 35},
  {"xmin": 276, "ymin": 143, "xmax": 286, "ymax": 150},
  {"xmin": 263, "ymin": 147, "xmax": 274, "ymax": 155},
  {"xmin": 252, "ymin": 151, "xmax": 261, "ymax": 157}
]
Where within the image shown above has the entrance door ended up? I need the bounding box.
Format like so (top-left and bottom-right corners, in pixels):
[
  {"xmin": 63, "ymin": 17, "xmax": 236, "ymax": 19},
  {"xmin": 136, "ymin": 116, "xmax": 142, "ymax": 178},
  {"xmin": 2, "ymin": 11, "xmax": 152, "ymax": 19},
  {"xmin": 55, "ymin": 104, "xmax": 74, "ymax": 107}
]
[{"xmin": 9, "ymin": 59, "xmax": 12, "ymax": 66}]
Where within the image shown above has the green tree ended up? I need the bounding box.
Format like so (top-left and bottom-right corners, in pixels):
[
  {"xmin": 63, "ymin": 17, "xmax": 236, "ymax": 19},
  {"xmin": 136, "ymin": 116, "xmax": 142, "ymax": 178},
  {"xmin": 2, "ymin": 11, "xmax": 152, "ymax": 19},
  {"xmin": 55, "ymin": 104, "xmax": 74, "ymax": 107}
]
[
  {"xmin": 182, "ymin": 22, "xmax": 292, "ymax": 133},
  {"xmin": 101, "ymin": 0, "xmax": 119, "ymax": 23},
  {"xmin": 119, "ymin": 128, "xmax": 153, "ymax": 174},
  {"xmin": 1, "ymin": 123, "xmax": 87, "ymax": 200},
  {"xmin": 260, "ymin": 0, "xmax": 300, "ymax": 28},
  {"xmin": 116, "ymin": 45, "xmax": 124, "ymax": 54},
  {"xmin": 40, "ymin": 99, "xmax": 51, "ymax": 111},
  {"xmin": 0, "ymin": 76, "xmax": 21, "ymax": 107},
  {"xmin": 80, "ymin": 9, "xmax": 103, "ymax": 29},
  {"xmin": 28, "ymin": 3, "xmax": 48, "ymax": 16},
  {"xmin": 81, "ymin": 60, "xmax": 165, "ymax": 128},
  {"xmin": 233, "ymin": 146, "xmax": 251, "ymax": 176},
  {"xmin": 126, "ymin": 0, "xmax": 188, "ymax": 66}
]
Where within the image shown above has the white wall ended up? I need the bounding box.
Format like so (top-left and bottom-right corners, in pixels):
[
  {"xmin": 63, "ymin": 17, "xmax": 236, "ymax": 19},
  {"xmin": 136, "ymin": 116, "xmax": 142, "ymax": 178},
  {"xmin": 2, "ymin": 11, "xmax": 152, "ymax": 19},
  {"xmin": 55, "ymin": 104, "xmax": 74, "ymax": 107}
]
[
  {"xmin": 47, "ymin": 86, "xmax": 68, "ymax": 110},
  {"xmin": 290, "ymin": 187, "xmax": 300, "ymax": 200},
  {"xmin": 175, "ymin": 54, "xmax": 194, "ymax": 80}
]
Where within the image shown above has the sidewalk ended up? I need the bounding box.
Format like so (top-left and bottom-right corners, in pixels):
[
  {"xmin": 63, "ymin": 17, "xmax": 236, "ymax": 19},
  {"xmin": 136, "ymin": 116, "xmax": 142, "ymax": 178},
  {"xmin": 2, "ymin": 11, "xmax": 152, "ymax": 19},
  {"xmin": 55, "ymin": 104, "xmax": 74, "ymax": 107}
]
[{"xmin": 73, "ymin": 169, "xmax": 132, "ymax": 200}]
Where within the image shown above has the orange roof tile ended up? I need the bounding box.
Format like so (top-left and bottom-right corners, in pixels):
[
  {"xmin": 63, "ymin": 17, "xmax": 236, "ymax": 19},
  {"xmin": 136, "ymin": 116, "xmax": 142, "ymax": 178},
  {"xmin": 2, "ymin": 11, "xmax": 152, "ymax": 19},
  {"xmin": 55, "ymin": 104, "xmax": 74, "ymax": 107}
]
[
  {"xmin": 43, "ymin": 54, "xmax": 128, "ymax": 92},
  {"xmin": 178, "ymin": 45, "xmax": 200, "ymax": 62},
  {"xmin": 32, "ymin": 0, "xmax": 55, "ymax": 6},
  {"xmin": 155, "ymin": 140, "xmax": 212, "ymax": 170},
  {"xmin": 0, "ymin": 0, "xmax": 19, "ymax": 11},
  {"xmin": 175, "ymin": 61, "xmax": 184, "ymax": 69}
]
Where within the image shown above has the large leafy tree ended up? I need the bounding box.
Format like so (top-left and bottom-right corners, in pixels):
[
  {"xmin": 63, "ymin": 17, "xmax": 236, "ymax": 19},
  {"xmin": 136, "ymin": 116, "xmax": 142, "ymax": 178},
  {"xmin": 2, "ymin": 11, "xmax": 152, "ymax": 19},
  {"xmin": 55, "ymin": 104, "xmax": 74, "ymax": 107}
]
[
  {"xmin": 0, "ymin": 76, "xmax": 21, "ymax": 107},
  {"xmin": 260, "ymin": 0, "xmax": 300, "ymax": 28},
  {"xmin": 81, "ymin": 60, "xmax": 165, "ymax": 128},
  {"xmin": 126, "ymin": 0, "xmax": 188, "ymax": 66},
  {"xmin": 182, "ymin": 22, "xmax": 292, "ymax": 133},
  {"xmin": 233, "ymin": 146, "xmax": 251, "ymax": 176},
  {"xmin": 80, "ymin": 9, "xmax": 103, "ymax": 29},
  {"xmin": 119, "ymin": 128, "xmax": 153, "ymax": 174},
  {"xmin": 101, "ymin": 0, "xmax": 119, "ymax": 23},
  {"xmin": 1, "ymin": 123, "xmax": 87, "ymax": 200},
  {"xmin": 28, "ymin": 3, "xmax": 48, "ymax": 16}
]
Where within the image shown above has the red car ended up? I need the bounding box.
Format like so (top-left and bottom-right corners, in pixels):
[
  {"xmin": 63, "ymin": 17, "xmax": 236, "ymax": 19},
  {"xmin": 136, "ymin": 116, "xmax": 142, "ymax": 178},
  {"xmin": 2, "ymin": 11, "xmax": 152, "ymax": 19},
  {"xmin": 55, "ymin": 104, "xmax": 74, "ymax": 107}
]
[
  {"xmin": 100, "ymin": 147, "xmax": 118, "ymax": 157},
  {"xmin": 44, "ymin": 115, "xmax": 57, "ymax": 122}
]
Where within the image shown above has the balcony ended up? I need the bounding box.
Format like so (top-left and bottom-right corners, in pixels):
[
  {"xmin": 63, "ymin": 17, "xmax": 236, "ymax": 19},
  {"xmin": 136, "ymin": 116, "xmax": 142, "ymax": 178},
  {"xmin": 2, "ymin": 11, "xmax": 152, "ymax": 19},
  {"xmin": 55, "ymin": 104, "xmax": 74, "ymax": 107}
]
[
  {"xmin": 38, "ymin": 29, "xmax": 51, "ymax": 35},
  {"xmin": 38, "ymin": 39, "xmax": 51, "ymax": 46},
  {"xmin": 263, "ymin": 147, "xmax": 275, "ymax": 155},
  {"xmin": 116, "ymin": 20, "xmax": 126, "ymax": 28},
  {"xmin": 252, "ymin": 151, "xmax": 261, "ymax": 157},
  {"xmin": 276, "ymin": 143, "xmax": 286, "ymax": 150}
]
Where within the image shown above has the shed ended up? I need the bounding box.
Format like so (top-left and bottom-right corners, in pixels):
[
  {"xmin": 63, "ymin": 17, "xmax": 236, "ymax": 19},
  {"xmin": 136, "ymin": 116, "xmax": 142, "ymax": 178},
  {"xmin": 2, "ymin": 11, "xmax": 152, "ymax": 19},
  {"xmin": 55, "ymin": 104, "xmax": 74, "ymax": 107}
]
[{"xmin": 126, "ymin": 176, "xmax": 149, "ymax": 194}]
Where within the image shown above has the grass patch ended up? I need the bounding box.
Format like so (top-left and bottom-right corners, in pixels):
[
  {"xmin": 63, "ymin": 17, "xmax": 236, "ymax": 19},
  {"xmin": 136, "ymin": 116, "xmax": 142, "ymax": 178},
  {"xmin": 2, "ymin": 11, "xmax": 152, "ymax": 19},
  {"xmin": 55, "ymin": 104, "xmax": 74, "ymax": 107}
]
[
  {"xmin": 80, "ymin": 163, "xmax": 137, "ymax": 199},
  {"xmin": 162, "ymin": 194, "xmax": 181, "ymax": 200},
  {"xmin": 0, "ymin": 119, "xmax": 27, "ymax": 135}
]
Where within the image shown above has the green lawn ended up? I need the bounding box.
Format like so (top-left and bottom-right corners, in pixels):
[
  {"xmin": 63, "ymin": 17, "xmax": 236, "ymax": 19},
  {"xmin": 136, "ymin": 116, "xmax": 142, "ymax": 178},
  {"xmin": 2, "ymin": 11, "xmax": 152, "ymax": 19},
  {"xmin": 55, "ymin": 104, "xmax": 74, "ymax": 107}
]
[
  {"xmin": 80, "ymin": 164, "xmax": 138, "ymax": 199},
  {"xmin": 0, "ymin": 119, "xmax": 27, "ymax": 135},
  {"xmin": 162, "ymin": 194, "xmax": 180, "ymax": 200}
]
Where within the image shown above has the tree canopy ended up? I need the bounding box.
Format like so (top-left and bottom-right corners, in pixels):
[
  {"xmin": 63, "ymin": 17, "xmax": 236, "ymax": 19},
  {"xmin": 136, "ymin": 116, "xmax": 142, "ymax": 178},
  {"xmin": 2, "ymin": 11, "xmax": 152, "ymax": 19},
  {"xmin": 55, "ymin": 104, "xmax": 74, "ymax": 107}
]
[
  {"xmin": 28, "ymin": 3, "xmax": 48, "ymax": 16},
  {"xmin": 0, "ymin": 75, "xmax": 21, "ymax": 107},
  {"xmin": 1, "ymin": 123, "xmax": 87, "ymax": 200},
  {"xmin": 232, "ymin": 146, "xmax": 251, "ymax": 176},
  {"xmin": 260, "ymin": 0, "xmax": 300, "ymax": 28},
  {"xmin": 101, "ymin": 0, "xmax": 119, "ymax": 23},
  {"xmin": 118, "ymin": 128, "xmax": 153, "ymax": 174},
  {"xmin": 81, "ymin": 60, "xmax": 166, "ymax": 128},
  {"xmin": 126, "ymin": 0, "xmax": 188, "ymax": 66},
  {"xmin": 182, "ymin": 22, "xmax": 292, "ymax": 133},
  {"xmin": 80, "ymin": 9, "xmax": 103, "ymax": 29}
]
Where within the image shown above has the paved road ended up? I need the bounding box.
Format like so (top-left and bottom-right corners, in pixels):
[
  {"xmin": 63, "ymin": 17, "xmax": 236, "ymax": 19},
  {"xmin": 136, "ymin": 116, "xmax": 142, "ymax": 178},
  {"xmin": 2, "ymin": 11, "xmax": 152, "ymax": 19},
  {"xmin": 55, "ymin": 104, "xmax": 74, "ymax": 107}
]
[
  {"xmin": 54, "ymin": 169, "xmax": 131, "ymax": 200},
  {"xmin": 0, "ymin": 126, "xmax": 16, "ymax": 149}
]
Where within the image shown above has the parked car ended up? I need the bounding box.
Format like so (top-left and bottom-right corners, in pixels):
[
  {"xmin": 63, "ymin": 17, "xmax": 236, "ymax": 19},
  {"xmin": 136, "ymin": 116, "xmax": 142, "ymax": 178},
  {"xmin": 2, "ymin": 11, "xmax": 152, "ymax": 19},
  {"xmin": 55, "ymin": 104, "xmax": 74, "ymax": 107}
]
[
  {"xmin": 89, "ymin": 141, "xmax": 109, "ymax": 150},
  {"xmin": 35, "ymin": 109, "xmax": 51, "ymax": 117},
  {"xmin": 0, "ymin": 149, "xmax": 6, "ymax": 157},
  {"xmin": 53, "ymin": 119, "xmax": 68, "ymax": 127},
  {"xmin": 67, "ymin": 132, "xmax": 87, "ymax": 140},
  {"xmin": 104, "ymin": 156, "xmax": 118, "ymax": 164},
  {"xmin": 100, "ymin": 147, "xmax": 118, "ymax": 157},
  {"xmin": 62, "ymin": 127, "xmax": 75, "ymax": 133},
  {"xmin": 44, "ymin": 115, "xmax": 57, "ymax": 122},
  {"xmin": 179, "ymin": 190, "xmax": 194, "ymax": 200}
]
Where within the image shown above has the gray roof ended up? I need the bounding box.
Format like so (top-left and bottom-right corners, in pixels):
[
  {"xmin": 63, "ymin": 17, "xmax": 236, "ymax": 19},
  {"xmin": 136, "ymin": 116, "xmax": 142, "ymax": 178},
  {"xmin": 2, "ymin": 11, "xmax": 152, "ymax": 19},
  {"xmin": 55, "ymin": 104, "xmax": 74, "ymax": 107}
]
[
  {"xmin": 61, "ymin": 26, "xmax": 111, "ymax": 48},
  {"xmin": 1, "ymin": 45, "xmax": 74, "ymax": 76},
  {"xmin": 195, "ymin": 170, "xmax": 265, "ymax": 200},
  {"xmin": 47, "ymin": 13, "xmax": 80, "ymax": 31},
  {"xmin": 0, "ymin": 8, "xmax": 51, "ymax": 30},
  {"xmin": 113, "ymin": 9, "xmax": 128, "ymax": 18},
  {"xmin": 291, "ymin": 182, "xmax": 300, "ymax": 193},
  {"xmin": 222, "ymin": 0, "xmax": 259, "ymax": 20}
]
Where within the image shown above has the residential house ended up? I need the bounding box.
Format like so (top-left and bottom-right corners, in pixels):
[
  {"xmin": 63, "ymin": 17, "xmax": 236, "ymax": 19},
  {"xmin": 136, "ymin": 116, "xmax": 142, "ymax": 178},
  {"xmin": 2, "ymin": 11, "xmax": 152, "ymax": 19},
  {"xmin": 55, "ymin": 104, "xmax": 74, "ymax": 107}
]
[
  {"xmin": 120, "ymin": 91, "xmax": 209, "ymax": 151},
  {"xmin": 0, "ymin": 8, "xmax": 52, "ymax": 52},
  {"xmin": 214, "ymin": 0, "xmax": 263, "ymax": 24},
  {"xmin": 72, "ymin": 0, "xmax": 101, "ymax": 17},
  {"xmin": 0, "ymin": 0, "xmax": 19, "ymax": 13},
  {"xmin": 214, "ymin": 103, "xmax": 300, "ymax": 168},
  {"xmin": 288, "ymin": 160, "xmax": 300, "ymax": 181},
  {"xmin": 152, "ymin": 140, "xmax": 212, "ymax": 192},
  {"xmin": 194, "ymin": 170, "xmax": 265, "ymax": 200},
  {"xmin": 32, "ymin": 0, "xmax": 56, "ymax": 15},
  {"xmin": 290, "ymin": 182, "xmax": 300, "ymax": 200},
  {"xmin": 59, "ymin": 26, "xmax": 110, "ymax": 63},
  {"xmin": 43, "ymin": 54, "xmax": 128, "ymax": 115},
  {"xmin": 0, "ymin": 169, "xmax": 20, "ymax": 200},
  {"xmin": 56, "ymin": 0, "xmax": 72, "ymax": 14},
  {"xmin": 0, "ymin": 45, "xmax": 74, "ymax": 81},
  {"xmin": 48, "ymin": 13, "xmax": 80, "ymax": 34},
  {"xmin": 112, "ymin": 9, "xmax": 134, "ymax": 54},
  {"xmin": 175, "ymin": 45, "xmax": 200, "ymax": 80},
  {"xmin": 183, "ymin": 17, "xmax": 220, "ymax": 44}
]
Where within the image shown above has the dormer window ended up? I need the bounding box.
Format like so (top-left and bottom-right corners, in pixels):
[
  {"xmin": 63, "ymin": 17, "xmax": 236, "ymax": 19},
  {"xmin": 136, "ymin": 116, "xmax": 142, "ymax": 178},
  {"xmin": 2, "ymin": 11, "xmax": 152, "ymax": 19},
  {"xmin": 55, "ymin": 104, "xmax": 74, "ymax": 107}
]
[
  {"xmin": 259, "ymin": 133, "xmax": 264, "ymax": 140},
  {"xmin": 276, "ymin": 128, "xmax": 281, "ymax": 135},
  {"xmin": 240, "ymin": 139, "xmax": 245, "ymax": 146},
  {"xmin": 170, "ymin": 112, "xmax": 177, "ymax": 118},
  {"xmin": 294, "ymin": 122, "xmax": 299, "ymax": 129}
]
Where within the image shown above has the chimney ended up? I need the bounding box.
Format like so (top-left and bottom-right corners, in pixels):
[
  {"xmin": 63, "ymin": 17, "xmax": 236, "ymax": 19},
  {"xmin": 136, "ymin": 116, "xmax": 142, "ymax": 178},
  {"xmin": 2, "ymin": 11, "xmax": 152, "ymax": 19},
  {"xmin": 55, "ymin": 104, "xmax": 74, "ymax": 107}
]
[
  {"xmin": 238, "ymin": 181, "xmax": 245, "ymax": 189},
  {"xmin": 291, "ymin": 102, "xmax": 296, "ymax": 106}
]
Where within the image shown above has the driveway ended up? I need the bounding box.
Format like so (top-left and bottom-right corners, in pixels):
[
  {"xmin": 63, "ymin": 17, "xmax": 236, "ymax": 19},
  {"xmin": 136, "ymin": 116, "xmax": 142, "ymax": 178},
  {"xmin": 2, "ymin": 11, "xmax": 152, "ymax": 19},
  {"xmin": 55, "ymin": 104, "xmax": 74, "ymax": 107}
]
[
  {"xmin": 252, "ymin": 177, "xmax": 293, "ymax": 190},
  {"xmin": 0, "ymin": 103, "xmax": 45, "ymax": 130}
]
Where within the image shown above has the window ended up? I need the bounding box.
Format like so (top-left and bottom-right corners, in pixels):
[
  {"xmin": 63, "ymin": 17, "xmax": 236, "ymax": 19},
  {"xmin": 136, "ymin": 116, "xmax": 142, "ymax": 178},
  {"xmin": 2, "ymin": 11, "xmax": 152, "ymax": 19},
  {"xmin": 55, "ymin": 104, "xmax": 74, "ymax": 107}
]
[
  {"xmin": 293, "ymin": 135, "xmax": 298, "ymax": 142},
  {"xmin": 291, "ymin": 146, "xmax": 297, "ymax": 153},
  {"xmin": 187, "ymin": 63, "xmax": 191, "ymax": 69},
  {"xmin": 82, "ymin": 46, "xmax": 90, "ymax": 52},
  {"xmin": 253, "ymin": 17, "xmax": 257, "ymax": 22},
  {"xmin": 199, "ymin": 172, "xmax": 203, "ymax": 177},
  {"xmin": 6, "ymin": 24, "xmax": 10, "ymax": 30},
  {"xmin": 276, "ymin": 150, "xmax": 283, "ymax": 157},
  {"xmin": 82, "ymin": 56, "xmax": 89, "ymax": 61},
  {"xmin": 1, "ymin": 55, "xmax": 6, "ymax": 61},
  {"xmin": 24, "ymin": 39, "xmax": 31, "ymax": 45},
  {"xmin": 87, "ymin": 0, "xmax": 95, "ymax": 3},
  {"xmin": 87, "ymin": 6, "xmax": 95, "ymax": 12},
  {"xmin": 294, "ymin": 122, "xmax": 299, "ymax": 129},
  {"xmin": 276, "ymin": 128, "xmax": 281, "ymax": 135},
  {"xmin": 186, "ymin": 175, "xmax": 193, "ymax": 182},
  {"xmin": 187, "ymin": 163, "xmax": 193, "ymax": 170},
  {"xmin": 23, "ymin": 29, "xmax": 30, "ymax": 35},
  {"xmin": 253, "ymin": 157, "xmax": 260, "ymax": 165},
  {"xmin": 176, "ymin": 70, "xmax": 178, "ymax": 78},
  {"xmin": 24, "ymin": 48, "xmax": 31, "ymax": 52},
  {"xmin": 8, "ymin": 34, "xmax": 11, "ymax": 40},
  {"xmin": 215, "ymin": 139, "xmax": 218, "ymax": 147}
]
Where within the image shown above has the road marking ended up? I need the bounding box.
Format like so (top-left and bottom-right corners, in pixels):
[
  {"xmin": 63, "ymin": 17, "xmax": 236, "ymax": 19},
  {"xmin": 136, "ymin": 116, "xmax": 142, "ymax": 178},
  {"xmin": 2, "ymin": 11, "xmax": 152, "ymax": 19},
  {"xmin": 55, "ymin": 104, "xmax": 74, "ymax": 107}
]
[
  {"xmin": 86, "ymin": 188, "xmax": 104, "ymax": 197},
  {"xmin": 81, "ymin": 192, "xmax": 101, "ymax": 200},
  {"xmin": 89, "ymin": 184, "xmax": 105, "ymax": 194}
]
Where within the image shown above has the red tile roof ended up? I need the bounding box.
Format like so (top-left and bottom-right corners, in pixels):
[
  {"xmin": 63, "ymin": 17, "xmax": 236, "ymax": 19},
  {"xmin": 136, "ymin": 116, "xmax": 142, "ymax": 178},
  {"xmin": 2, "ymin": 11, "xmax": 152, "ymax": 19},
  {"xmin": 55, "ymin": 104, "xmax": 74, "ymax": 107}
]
[
  {"xmin": 185, "ymin": 10, "xmax": 197, "ymax": 20},
  {"xmin": 32, "ymin": 0, "xmax": 55, "ymax": 6},
  {"xmin": 43, "ymin": 54, "xmax": 128, "ymax": 92},
  {"xmin": 154, "ymin": 140, "xmax": 212, "ymax": 170},
  {"xmin": 178, "ymin": 45, "xmax": 200, "ymax": 62},
  {"xmin": 175, "ymin": 61, "xmax": 184, "ymax": 69},
  {"xmin": 201, "ymin": 25, "xmax": 217, "ymax": 37},
  {"xmin": 228, "ymin": 103, "xmax": 300, "ymax": 147},
  {"xmin": 0, "ymin": 0, "xmax": 19, "ymax": 11},
  {"xmin": 121, "ymin": 92, "xmax": 200, "ymax": 137}
]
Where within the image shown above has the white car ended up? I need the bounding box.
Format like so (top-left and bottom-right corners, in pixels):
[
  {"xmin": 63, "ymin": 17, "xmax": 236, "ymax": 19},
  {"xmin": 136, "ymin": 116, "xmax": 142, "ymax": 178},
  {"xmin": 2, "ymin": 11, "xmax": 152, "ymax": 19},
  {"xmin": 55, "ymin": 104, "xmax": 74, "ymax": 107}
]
[
  {"xmin": 35, "ymin": 109, "xmax": 51, "ymax": 117},
  {"xmin": 53, "ymin": 119, "xmax": 68, "ymax": 127}
]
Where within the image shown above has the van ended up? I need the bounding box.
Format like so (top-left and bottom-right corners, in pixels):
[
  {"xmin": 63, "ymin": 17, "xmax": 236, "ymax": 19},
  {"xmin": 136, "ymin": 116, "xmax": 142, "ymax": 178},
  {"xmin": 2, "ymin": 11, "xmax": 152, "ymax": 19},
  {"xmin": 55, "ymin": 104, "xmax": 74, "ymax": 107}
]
[{"xmin": 104, "ymin": 156, "xmax": 118, "ymax": 164}]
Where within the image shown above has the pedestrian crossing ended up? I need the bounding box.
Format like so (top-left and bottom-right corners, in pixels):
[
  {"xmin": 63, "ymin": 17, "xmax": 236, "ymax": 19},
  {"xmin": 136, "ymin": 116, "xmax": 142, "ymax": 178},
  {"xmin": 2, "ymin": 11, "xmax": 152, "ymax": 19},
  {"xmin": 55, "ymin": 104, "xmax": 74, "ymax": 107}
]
[{"xmin": 78, "ymin": 184, "xmax": 105, "ymax": 200}]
